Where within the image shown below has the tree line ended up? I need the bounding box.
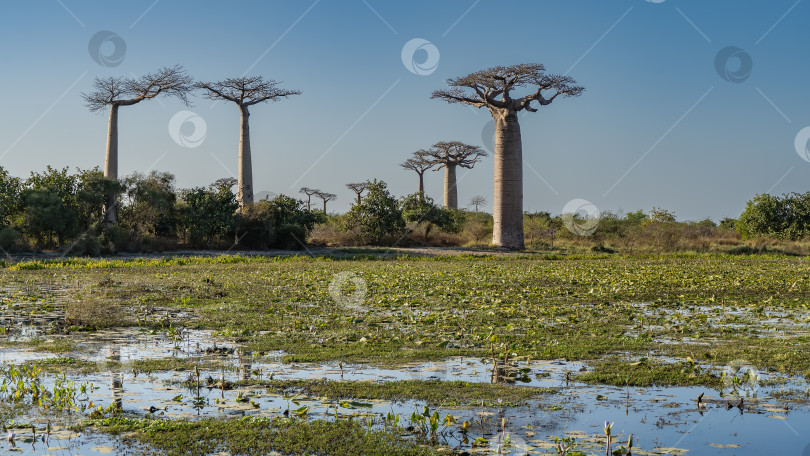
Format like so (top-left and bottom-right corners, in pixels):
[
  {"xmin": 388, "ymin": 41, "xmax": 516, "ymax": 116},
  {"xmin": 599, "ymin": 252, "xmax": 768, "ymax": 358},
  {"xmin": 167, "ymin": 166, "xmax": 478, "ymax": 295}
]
[{"xmin": 0, "ymin": 162, "xmax": 806, "ymax": 254}]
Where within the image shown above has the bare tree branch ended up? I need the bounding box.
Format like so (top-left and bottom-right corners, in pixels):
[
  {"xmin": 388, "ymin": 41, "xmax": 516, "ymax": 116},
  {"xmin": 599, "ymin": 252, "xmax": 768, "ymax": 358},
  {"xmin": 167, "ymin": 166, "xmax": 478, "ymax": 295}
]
[
  {"xmin": 82, "ymin": 65, "xmax": 194, "ymax": 111},
  {"xmin": 399, "ymin": 150, "xmax": 435, "ymax": 174},
  {"xmin": 196, "ymin": 76, "xmax": 301, "ymax": 107},
  {"xmin": 423, "ymin": 141, "xmax": 487, "ymax": 170},
  {"xmin": 431, "ymin": 64, "xmax": 584, "ymax": 113}
]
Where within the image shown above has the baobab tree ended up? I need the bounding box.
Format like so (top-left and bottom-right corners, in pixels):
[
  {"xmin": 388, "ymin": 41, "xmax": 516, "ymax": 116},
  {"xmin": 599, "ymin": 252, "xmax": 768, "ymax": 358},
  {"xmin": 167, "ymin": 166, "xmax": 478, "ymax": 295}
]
[
  {"xmin": 315, "ymin": 191, "xmax": 337, "ymax": 212},
  {"xmin": 83, "ymin": 65, "xmax": 193, "ymax": 223},
  {"xmin": 423, "ymin": 141, "xmax": 487, "ymax": 209},
  {"xmin": 346, "ymin": 182, "xmax": 368, "ymax": 205},
  {"xmin": 432, "ymin": 64, "xmax": 583, "ymax": 249},
  {"xmin": 469, "ymin": 195, "xmax": 486, "ymax": 212},
  {"xmin": 196, "ymin": 76, "xmax": 301, "ymax": 209},
  {"xmin": 299, "ymin": 187, "xmax": 319, "ymax": 211},
  {"xmin": 399, "ymin": 150, "xmax": 434, "ymax": 198}
]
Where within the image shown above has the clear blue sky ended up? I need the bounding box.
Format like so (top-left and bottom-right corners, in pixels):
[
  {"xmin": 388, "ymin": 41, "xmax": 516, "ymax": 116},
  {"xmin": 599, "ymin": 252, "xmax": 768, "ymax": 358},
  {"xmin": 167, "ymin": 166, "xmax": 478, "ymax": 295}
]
[{"xmin": 0, "ymin": 0, "xmax": 808, "ymax": 220}]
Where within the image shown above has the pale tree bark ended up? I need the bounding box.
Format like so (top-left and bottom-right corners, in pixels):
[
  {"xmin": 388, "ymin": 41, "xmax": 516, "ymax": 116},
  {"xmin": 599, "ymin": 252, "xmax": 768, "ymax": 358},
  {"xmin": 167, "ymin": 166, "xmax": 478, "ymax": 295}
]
[
  {"xmin": 443, "ymin": 164, "xmax": 457, "ymax": 209},
  {"xmin": 83, "ymin": 66, "xmax": 193, "ymax": 224},
  {"xmin": 238, "ymin": 106, "xmax": 253, "ymax": 206},
  {"xmin": 197, "ymin": 76, "xmax": 301, "ymax": 210},
  {"xmin": 104, "ymin": 105, "xmax": 120, "ymax": 223},
  {"xmin": 432, "ymin": 64, "xmax": 584, "ymax": 249},
  {"xmin": 492, "ymin": 111, "xmax": 523, "ymax": 248}
]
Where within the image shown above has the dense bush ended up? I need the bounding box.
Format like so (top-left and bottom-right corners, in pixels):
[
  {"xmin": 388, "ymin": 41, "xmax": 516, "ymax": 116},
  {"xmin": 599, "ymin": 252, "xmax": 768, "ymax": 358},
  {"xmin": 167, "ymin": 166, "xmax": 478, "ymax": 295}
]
[
  {"xmin": 736, "ymin": 193, "xmax": 810, "ymax": 240},
  {"xmin": 343, "ymin": 180, "xmax": 405, "ymax": 244},
  {"xmin": 237, "ymin": 195, "xmax": 324, "ymax": 249}
]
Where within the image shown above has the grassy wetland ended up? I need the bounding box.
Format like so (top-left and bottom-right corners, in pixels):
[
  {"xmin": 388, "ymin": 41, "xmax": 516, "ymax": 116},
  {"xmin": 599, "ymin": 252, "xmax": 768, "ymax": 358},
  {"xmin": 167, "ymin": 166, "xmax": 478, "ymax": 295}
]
[{"xmin": 0, "ymin": 250, "xmax": 808, "ymax": 455}]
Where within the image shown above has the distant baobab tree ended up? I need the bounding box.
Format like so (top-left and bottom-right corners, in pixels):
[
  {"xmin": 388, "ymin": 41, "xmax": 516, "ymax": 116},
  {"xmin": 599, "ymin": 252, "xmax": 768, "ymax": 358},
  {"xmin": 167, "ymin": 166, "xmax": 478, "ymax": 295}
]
[
  {"xmin": 423, "ymin": 141, "xmax": 487, "ymax": 210},
  {"xmin": 432, "ymin": 64, "xmax": 583, "ymax": 249},
  {"xmin": 82, "ymin": 65, "xmax": 193, "ymax": 223},
  {"xmin": 299, "ymin": 187, "xmax": 320, "ymax": 211},
  {"xmin": 196, "ymin": 76, "xmax": 301, "ymax": 209},
  {"xmin": 469, "ymin": 195, "xmax": 486, "ymax": 212},
  {"xmin": 315, "ymin": 191, "xmax": 337, "ymax": 212},
  {"xmin": 346, "ymin": 182, "xmax": 368, "ymax": 204},
  {"xmin": 399, "ymin": 150, "xmax": 434, "ymax": 198}
]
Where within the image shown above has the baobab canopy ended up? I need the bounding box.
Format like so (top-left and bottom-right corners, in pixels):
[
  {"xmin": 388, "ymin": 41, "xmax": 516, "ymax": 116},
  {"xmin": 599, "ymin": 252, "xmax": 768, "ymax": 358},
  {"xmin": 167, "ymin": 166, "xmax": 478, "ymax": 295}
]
[{"xmin": 431, "ymin": 64, "xmax": 584, "ymax": 112}]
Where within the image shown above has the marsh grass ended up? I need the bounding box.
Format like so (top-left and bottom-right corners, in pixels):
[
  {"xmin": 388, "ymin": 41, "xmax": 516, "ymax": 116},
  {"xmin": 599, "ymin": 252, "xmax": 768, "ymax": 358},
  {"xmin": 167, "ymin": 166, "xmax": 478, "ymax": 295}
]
[
  {"xmin": 84, "ymin": 416, "xmax": 439, "ymax": 456},
  {"xmin": 238, "ymin": 379, "xmax": 555, "ymax": 407}
]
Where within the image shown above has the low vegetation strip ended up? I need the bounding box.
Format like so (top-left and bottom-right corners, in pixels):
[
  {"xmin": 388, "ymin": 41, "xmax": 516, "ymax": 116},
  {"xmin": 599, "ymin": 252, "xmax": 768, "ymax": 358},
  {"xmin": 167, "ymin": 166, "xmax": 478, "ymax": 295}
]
[
  {"xmin": 240, "ymin": 379, "xmax": 555, "ymax": 407},
  {"xmin": 85, "ymin": 416, "xmax": 438, "ymax": 456}
]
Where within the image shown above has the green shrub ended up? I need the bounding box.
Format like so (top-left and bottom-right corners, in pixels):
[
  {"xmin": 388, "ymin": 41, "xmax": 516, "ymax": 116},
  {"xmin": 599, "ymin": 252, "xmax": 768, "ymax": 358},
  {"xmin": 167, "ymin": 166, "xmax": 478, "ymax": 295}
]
[{"xmin": 0, "ymin": 227, "xmax": 20, "ymax": 251}]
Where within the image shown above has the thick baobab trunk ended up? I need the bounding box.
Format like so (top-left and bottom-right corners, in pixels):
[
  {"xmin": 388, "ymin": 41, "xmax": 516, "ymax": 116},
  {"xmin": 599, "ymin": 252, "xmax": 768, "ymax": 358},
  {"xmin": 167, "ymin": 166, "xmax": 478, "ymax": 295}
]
[
  {"xmin": 443, "ymin": 164, "xmax": 458, "ymax": 209},
  {"xmin": 492, "ymin": 111, "xmax": 524, "ymax": 249},
  {"xmin": 322, "ymin": 200, "xmax": 327, "ymax": 212},
  {"xmin": 103, "ymin": 104, "xmax": 119, "ymax": 224},
  {"xmin": 355, "ymin": 193, "xmax": 361, "ymax": 205},
  {"xmin": 417, "ymin": 172, "xmax": 425, "ymax": 199},
  {"xmin": 306, "ymin": 196, "xmax": 311, "ymax": 211},
  {"xmin": 238, "ymin": 106, "xmax": 253, "ymax": 209}
]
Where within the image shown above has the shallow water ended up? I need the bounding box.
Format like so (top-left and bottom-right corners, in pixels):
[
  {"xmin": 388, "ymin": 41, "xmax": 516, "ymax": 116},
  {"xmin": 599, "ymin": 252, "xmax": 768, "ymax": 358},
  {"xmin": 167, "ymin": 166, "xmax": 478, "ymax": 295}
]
[{"xmin": 0, "ymin": 326, "xmax": 808, "ymax": 455}]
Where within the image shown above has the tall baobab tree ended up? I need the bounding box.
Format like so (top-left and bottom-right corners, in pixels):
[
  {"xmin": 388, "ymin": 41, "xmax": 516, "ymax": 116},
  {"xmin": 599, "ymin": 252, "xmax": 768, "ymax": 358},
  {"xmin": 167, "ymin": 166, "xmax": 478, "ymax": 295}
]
[
  {"xmin": 346, "ymin": 182, "xmax": 368, "ymax": 205},
  {"xmin": 83, "ymin": 65, "xmax": 193, "ymax": 223},
  {"xmin": 423, "ymin": 141, "xmax": 487, "ymax": 210},
  {"xmin": 299, "ymin": 187, "xmax": 319, "ymax": 211},
  {"xmin": 315, "ymin": 191, "xmax": 337, "ymax": 213},
  {"xmin": 196, "ymin": 76, "xmax": 301, "ymax": 209},
  {"xmin": 399, "ymin": 150, "xmax": 434, "ymax": 198},
  {"xmin": 469, "ymin": 195, "xmax": 486, "ymax": 212},
  {"xmin": 432, "ymin": 64, "xmax": 583, "ymax": 249}
]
